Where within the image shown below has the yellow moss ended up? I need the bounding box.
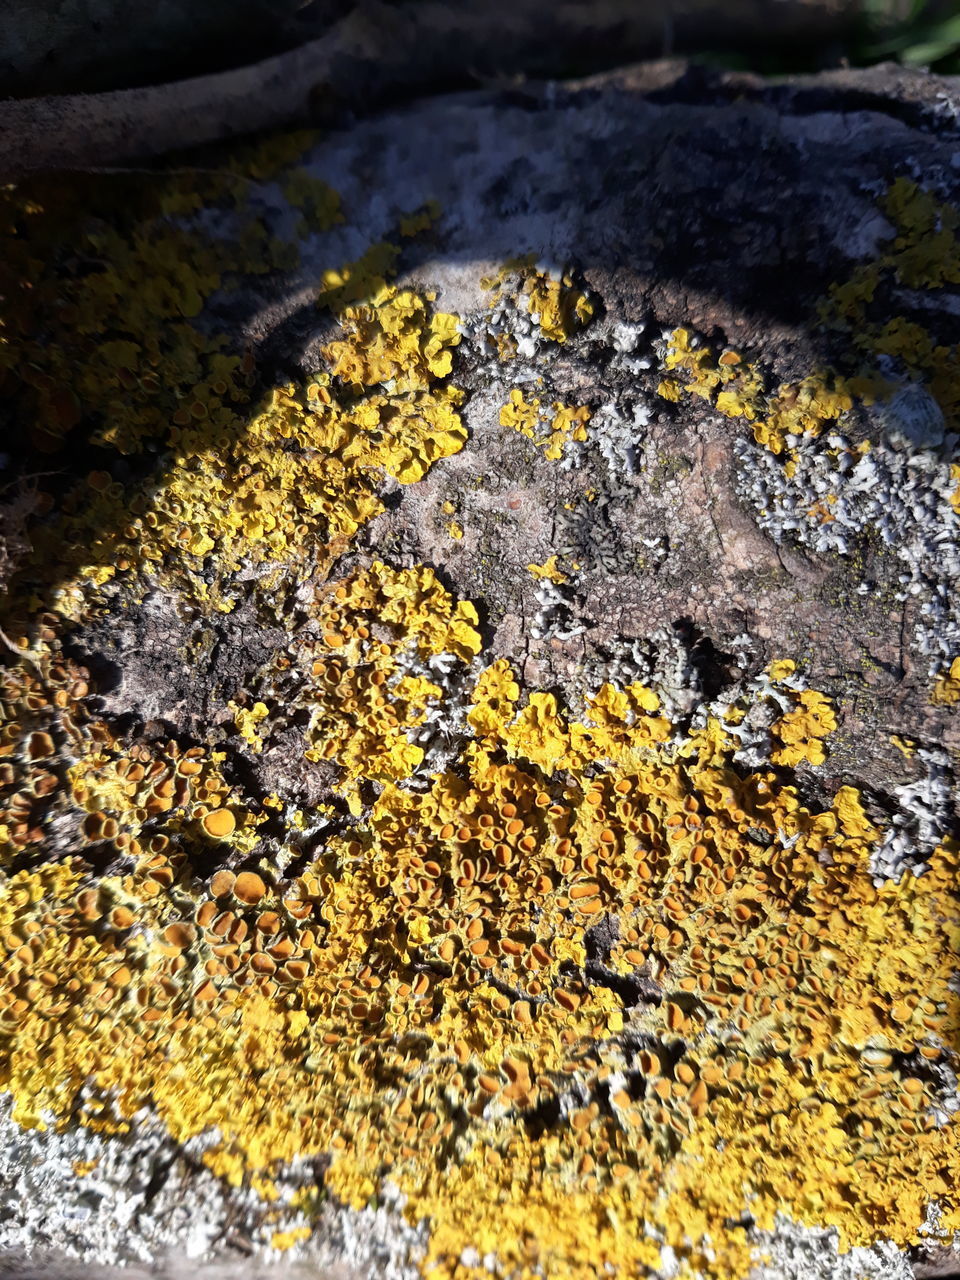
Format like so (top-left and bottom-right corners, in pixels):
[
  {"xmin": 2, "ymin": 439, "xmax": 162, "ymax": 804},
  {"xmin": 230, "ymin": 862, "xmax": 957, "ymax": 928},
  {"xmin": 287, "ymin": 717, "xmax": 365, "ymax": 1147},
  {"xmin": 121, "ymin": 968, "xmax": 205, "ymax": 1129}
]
[
  {"xmin": 882, "ymin": 177, "xmax": 960, "ymax": 290},
  {"xmin": 756, "ymin": 374, "xmax": 853, "ymax": 456},
  {"xmin": 502, "ymin": 691, "xmax": 570, "ymax": 776},
  {"xmin": 832, "ymin": 785, "xmax": 878, "ymax": 842}
]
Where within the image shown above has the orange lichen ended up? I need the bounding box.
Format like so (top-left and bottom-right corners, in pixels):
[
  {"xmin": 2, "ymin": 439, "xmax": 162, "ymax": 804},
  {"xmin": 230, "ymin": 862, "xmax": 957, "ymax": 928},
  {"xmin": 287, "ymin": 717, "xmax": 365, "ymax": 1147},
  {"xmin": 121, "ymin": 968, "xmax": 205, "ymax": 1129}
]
[
  {"xmin": 0, "ymin": 611, "xmax": 957, "ymax": 1280},
  {"xmin": 202, "ymin": 809, "xmax": 237, "ymax": 839}
]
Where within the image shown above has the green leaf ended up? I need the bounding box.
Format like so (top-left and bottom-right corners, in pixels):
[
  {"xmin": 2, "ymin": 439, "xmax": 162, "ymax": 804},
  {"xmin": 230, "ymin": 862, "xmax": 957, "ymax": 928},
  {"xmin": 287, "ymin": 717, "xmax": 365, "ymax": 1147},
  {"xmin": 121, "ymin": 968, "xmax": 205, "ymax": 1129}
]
[
  {"xmin": 900, "ymin": 15, "xmax": 960, "ymax": 64},
  {"xmin": 864, "ymin": 13, "xmax": 960, "ymax": 60}
]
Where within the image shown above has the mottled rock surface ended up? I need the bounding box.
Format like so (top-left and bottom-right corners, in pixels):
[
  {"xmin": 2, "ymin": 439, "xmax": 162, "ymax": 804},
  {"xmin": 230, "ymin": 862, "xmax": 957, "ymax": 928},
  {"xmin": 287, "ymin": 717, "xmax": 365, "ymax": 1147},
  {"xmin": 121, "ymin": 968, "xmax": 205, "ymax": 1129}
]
[{"xmin": 0, "ymin": 59, "xmax": 959, "ymax": 1280}]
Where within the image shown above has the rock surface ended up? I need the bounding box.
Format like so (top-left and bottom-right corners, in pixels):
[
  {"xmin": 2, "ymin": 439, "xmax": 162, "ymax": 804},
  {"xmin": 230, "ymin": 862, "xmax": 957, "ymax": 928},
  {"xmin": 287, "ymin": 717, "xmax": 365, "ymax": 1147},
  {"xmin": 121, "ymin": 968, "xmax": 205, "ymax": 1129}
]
[{"xmin": 0, "ymin": 58, "xmax": 959, "ymax": 1280}]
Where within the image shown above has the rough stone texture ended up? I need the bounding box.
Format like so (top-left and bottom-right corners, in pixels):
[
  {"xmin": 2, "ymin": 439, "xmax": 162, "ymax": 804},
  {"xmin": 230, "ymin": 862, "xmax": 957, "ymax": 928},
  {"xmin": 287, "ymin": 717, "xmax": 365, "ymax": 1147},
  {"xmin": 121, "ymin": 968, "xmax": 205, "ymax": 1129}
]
[{"xmin": 1, "ymin": 58, "xmax": 960, "ymax": 1280}]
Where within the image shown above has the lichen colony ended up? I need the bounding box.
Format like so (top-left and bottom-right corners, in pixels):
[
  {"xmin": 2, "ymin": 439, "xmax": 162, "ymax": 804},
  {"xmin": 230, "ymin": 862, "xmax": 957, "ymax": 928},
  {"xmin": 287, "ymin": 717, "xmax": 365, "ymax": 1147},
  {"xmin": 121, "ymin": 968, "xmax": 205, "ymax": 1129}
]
[{"xmin": 0, "ymin": 116, "xmax": 958, "ymax": 1279}]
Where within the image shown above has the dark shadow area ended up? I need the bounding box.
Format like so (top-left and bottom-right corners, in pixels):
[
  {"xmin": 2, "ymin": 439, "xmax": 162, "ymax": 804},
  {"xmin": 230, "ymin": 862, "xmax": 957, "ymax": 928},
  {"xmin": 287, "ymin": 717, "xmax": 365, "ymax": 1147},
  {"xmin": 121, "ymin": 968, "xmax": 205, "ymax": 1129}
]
[{"xmin": 1, "ymin": 0, "xmax": 859, "ymax": 100}]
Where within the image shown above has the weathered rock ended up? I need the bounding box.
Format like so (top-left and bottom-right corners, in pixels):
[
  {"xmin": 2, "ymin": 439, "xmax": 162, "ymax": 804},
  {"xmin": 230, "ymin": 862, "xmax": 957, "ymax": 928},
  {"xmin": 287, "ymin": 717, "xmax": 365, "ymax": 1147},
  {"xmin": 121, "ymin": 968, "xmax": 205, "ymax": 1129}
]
[{"xmin": 0, "ymin": 58, "xmax": 959, "ymax": 1280}]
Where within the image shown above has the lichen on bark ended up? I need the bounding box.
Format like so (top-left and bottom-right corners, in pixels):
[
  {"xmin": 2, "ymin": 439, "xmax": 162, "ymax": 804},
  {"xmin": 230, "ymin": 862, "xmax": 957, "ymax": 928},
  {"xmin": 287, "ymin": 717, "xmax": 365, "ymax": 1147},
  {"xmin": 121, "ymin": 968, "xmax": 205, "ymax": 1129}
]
[{"xmin": 0, "ymin": 59, "xmax": 959, "ymax": 1280}]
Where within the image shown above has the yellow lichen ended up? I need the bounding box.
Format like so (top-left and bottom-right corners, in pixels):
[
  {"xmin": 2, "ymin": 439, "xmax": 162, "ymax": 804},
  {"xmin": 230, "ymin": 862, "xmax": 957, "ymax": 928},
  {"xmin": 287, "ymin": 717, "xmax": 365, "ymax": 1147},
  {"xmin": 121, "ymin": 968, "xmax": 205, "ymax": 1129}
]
[
  {"xmin": 47, "ymin": 292, "xmax": 462, "ymax": 613},
  {"xmin": 323, "ymin": 285, "xmax": 461, "ymax": 392},
  {"xmin": 482, "ymin": 258, "xmax": 594, "ymax": 345},
  {"xmin": 821, "ymin": 178, "xmax": 960, "ymax": 434},
  {"xmin": 770, "ymin": 688, "xmax": 838, "ymax": 767},
  {"xmin": 301, "ymin": 562, "xmax": 479, "ymax": 810},
  {"xmin": 1, "ymin": 622, "xmax": 956, "ymax": 1278},
  {"xmin": 398, "ymin": 200, "xmax": 441, "ymax": 238},
  {"xmin": 522, "ymin": 268, "xmax": 594, "ymax": 342},
  {"xmin": 230, "ymin": 701, "xmax": 270, "ymax": 753},
  {"xmin": 467, "ymin": 658, "xmax": 520, "ymax": 739},
  {"xmin": 271, "ymin": 1226, "xmax": 312, "ymax": 1251},
  {"xmin": 527, "ymin": 555, "xmax": 567, "ymax": 583},
  {"xmin": 282, "ymin": 169, "xmax": 343, "ymax": 237},
  {"xmin": 0, "ymin": 160, "xmax": 958, "ymax": 1280},
  {"xmin": 659, "ymin": 329, "xmax": 853, "ymax": 456},
  {"xmin": 931, "ymin": 656, "xmax": 960, "ymax": 705},
  {"xmin": 500, "ymin": 389, "xmax": 590, "ymax": 461}
]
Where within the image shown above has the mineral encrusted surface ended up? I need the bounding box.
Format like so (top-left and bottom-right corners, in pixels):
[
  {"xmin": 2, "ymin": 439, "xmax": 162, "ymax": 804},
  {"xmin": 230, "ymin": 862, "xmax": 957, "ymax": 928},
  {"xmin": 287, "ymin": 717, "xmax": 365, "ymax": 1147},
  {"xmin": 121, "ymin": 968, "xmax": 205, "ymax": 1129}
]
[{"xmin": 1, "ymin": 60, "xmax": 959, "ymax": 1280}]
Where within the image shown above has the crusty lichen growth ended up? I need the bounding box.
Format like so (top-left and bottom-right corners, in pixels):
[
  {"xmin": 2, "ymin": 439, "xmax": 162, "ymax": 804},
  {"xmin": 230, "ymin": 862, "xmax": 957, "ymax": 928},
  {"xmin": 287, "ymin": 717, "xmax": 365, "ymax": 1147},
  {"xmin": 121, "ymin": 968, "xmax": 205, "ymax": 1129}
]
[
  {"xmin": 484, "ymin": 258, "xmax": 594, "ymax": 341},
  {"xmin": 301, "ymin": 561, "xmax": 480, "ymax": 811},
  {"xmin": 1, "ymin": 169, "xmax": 464, "ymax": 619},
  {"xmin": 822, "ymin": 178, "xmax": 960, "ymax": 430},
  {"xmin": 0, "ymin": 150, "xmax": 958, "ymax": 1280}
]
